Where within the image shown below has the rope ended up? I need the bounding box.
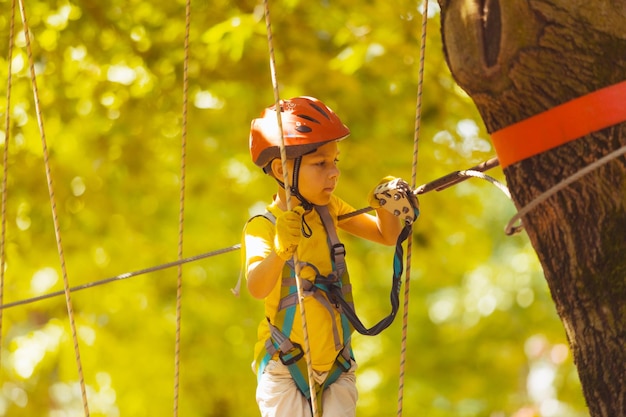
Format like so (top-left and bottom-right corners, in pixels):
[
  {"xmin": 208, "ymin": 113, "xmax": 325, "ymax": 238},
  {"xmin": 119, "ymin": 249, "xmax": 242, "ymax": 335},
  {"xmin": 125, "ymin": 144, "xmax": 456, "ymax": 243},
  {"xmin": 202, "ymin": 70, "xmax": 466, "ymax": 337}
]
[
  {"xmin": 262, "ymin": 1, "xmax": 319, "ymax": 415},
  {"xmin": 17, "ymin": 0, "xmax": 90, "ymax": 415},
  {"xmin": 397, "ymin": 1, "xmax": 429, "ymax": 415},
  {"xmin": 0, "ymin": 0, "xmax": 17, "ymax": 370},
  {"xmin": 173, "ymin": 0, "xmax": 191, "ymax": 415},
  {"xmin": 505, "ymin": 144, "xmax": 626, "ymax": 235},
  {"xmin": 0, "ymin": 245, "xmax": 241, "ymax": 310}
]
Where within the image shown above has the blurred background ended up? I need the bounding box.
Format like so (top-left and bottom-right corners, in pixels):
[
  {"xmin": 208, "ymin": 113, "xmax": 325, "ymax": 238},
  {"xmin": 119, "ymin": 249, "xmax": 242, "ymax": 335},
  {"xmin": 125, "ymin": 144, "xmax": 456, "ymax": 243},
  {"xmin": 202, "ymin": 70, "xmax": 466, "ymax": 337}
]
[{"xmin": 0, "ymin": 0, "xmax": 588, "ymax": 416}]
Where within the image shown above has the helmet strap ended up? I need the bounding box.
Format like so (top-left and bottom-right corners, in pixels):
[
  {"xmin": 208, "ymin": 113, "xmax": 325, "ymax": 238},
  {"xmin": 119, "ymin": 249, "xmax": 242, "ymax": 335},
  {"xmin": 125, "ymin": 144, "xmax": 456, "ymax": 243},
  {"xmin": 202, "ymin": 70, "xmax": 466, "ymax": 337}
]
[
  {"xmin": 272, "ymin": 157, "xmax": 313, "ymax": 238},
  {"xmin": 290, "ymin": 157, "xmax": 313, "ymax": 237},
  {"xmin": 290, "ymin": 157, "xmax": 313, "ymax": 212}
]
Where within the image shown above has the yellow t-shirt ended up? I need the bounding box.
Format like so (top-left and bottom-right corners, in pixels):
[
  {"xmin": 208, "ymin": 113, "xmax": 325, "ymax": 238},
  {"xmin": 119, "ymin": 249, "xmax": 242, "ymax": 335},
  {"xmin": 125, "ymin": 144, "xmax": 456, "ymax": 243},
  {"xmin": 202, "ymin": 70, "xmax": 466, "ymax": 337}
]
[{"xmin": 243, "ymin": 195, "xmax": 356, "ymax": 372}]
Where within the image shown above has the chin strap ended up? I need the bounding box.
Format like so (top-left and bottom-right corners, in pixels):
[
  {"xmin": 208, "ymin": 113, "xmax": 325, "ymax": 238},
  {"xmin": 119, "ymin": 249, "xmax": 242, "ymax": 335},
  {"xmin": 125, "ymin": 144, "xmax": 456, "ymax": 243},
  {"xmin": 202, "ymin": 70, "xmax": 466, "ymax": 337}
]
[
  {"xmin": 274, "ymin": 156, "xmax": 314, "ymax": 237},
  {"xmin": 289, "ymin": 157, "xmax": 313, "ymax": 211}
]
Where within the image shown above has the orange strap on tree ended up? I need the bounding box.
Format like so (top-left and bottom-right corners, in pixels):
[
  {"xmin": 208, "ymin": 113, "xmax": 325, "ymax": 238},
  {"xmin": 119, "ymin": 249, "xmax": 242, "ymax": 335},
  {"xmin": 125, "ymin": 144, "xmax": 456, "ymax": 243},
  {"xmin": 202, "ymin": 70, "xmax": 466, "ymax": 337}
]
[{"xmin": 491, "ymin": 80, "xmax": 626, "ymax": 168}]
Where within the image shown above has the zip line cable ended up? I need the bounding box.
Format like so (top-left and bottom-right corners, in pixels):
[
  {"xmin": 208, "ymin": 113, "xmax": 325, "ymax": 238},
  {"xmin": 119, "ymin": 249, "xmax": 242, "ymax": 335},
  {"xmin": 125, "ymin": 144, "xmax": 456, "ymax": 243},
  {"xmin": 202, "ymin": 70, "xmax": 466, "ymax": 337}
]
[
  {"xmin": 262, "ymin": 1, "xmax": 320, "ymax": 415},
  {"xmin": 17, "ymin": 0, "xmax": 90, "ymax": 415},
  {"xmin": 173, "ymin": 0, "xmax": 191, "ymax": 415},
  {"xmin": 0, "ymin": 0, "xmax": 17, "ymax": 371},
  {"xmin": 397, "ymin": 0, "xmax": 429, "ymax": 415}
]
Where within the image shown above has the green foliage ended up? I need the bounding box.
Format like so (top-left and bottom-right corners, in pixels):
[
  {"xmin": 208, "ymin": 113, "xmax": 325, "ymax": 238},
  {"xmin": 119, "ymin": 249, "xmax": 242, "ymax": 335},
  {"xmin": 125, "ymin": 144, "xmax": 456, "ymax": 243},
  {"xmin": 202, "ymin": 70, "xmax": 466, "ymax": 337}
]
[{"xmin": 0, "ymin": 0, "xmax": 586, "ymax": 416}]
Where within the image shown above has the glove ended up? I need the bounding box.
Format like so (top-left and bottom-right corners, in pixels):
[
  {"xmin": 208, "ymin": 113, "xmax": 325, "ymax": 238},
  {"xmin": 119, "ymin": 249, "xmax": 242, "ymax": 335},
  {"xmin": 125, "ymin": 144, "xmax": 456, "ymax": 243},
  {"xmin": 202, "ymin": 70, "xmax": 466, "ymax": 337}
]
[
  {"xmin": 274, "ymin": 206, "xmax": 305, "ymax": 260},
  {"xmin": 368, "ymin": 176, "xmax": 397, "ymax": 209}
]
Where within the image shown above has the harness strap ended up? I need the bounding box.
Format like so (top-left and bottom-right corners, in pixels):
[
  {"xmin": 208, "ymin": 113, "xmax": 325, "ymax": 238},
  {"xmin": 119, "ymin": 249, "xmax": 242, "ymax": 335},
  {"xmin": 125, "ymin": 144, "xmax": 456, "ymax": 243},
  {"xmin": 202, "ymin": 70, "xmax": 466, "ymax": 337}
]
[
  {"xmin": 254, "ymin": 206, "xmax": 355, "ymax": 413},
  {"xmin": 315, "ymin": 205, "xmax": 347, "ymax": 278},
  {"xmin": 267, "ymin": 320, "xmax": 296, "ymax": 355},
  {"xmin": 280, "ymin": 276, "xmax": 343, "ymax": 351},
  {"xmin": 257, "ymin": 203, "xmax": 414, "ymax": 411},
  {"xmin": 266, "ymin": 321, "xmax": 353, "ymax": 413},
  {"xmin": 316, "ymin": 205, "xmax": 414, "ymax": 336}
]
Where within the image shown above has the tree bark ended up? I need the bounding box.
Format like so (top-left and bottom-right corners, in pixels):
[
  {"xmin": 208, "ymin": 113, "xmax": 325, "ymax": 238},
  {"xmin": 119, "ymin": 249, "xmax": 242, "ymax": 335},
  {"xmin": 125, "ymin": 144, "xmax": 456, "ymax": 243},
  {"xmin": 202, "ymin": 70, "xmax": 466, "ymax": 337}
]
[{"xmin": 438, "ymin": 1, "xmax": 626, "ymax": 416}]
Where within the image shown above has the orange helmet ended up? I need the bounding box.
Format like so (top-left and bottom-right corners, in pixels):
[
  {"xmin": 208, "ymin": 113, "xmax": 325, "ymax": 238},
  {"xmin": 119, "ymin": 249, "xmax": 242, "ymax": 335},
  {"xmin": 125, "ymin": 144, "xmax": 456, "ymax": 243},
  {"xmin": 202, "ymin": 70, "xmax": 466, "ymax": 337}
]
[{"xmin": 249, "ymin": 96, "xmax": 350, "ymax": 170}]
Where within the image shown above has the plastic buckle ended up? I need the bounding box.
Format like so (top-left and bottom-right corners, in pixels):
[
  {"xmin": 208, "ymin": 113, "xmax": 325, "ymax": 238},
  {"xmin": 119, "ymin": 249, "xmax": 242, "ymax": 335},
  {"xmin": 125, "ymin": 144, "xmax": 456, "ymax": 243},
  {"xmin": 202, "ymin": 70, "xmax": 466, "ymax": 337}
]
[
  {"xmin": 335, "ymin": 353, "xmax": 352, "ymax": 372},
  {"xmin": 331, "ymin": 243, "xmax": 346, "ymax": 263},
  {"xmin": 279, "ymin": 343, "xmax": 304, "ymax": 366}
]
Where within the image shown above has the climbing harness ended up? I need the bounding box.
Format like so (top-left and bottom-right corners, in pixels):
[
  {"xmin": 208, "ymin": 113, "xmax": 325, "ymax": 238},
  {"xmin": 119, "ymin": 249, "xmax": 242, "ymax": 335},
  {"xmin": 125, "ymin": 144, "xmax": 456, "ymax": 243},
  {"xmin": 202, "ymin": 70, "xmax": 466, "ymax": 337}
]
[
  {"xmin": 252, "ymin": 206, "xmax": 353, "ymax": 415},
  {"xmin": 252, "ymin": 184, "xmax": 418, "ymax": 413}
]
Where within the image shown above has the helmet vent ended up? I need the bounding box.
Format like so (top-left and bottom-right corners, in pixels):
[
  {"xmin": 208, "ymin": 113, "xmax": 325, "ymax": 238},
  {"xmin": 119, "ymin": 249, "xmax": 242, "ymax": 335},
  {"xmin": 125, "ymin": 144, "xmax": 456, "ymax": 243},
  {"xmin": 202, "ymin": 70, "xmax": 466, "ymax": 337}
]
[
  {"xmin": 297, "ymin": 114, "xmax": 321, "ymax": 124},
  {"xmin": 308, "ymin": 102, "xmax": 331, "ymax": 120},
  {"xmin": 295, "ymin": 125, "xmax": 313, "ymax": 133}
]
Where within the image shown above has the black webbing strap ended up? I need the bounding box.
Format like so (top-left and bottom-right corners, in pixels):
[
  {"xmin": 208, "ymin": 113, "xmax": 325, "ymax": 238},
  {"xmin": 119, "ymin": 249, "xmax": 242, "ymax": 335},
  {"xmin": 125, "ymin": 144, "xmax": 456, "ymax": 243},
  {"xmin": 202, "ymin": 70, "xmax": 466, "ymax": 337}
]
[{"xmin": 315, "ymin": 205, "xmax": 412, "ymax": 336}]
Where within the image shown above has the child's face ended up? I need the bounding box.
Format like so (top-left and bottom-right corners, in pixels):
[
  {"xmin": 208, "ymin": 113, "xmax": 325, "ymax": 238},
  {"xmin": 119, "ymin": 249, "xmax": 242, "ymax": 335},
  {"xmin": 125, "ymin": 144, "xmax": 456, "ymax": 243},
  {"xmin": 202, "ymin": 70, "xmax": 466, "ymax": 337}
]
[{"xmin": 294, "ymin": 141, "xmax": 340, "ymax": 206}]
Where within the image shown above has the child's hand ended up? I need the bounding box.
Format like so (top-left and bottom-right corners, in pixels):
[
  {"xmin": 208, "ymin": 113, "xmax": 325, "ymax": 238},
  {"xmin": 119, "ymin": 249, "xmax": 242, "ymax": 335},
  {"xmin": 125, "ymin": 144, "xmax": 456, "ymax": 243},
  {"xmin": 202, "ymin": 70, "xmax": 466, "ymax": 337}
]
[{"xmin": 274, "ymin": 206, "xmax": 305, "ymax": 260}]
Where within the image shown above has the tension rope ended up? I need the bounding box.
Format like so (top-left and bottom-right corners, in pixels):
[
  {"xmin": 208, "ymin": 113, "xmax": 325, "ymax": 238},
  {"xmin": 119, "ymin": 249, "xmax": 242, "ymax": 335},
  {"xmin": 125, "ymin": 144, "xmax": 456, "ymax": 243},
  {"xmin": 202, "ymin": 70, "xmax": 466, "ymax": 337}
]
[
  {"xmin": 262, "ymin": 0, "xmax": 320, "ymax": 415},
  {"xmin": 397, "ymin": 0, "xmax": 429, "ymax": 415},
  {"xmin": 173, "ymin": 0, "xmax": 191, "ymax": 415},
  {"xmin": 0, "ymin": 0, "xmax": 17, "ymax": 370},
  {"xmin": 15, "ymin": 0, "xmax": 90, "ymax": 415}
]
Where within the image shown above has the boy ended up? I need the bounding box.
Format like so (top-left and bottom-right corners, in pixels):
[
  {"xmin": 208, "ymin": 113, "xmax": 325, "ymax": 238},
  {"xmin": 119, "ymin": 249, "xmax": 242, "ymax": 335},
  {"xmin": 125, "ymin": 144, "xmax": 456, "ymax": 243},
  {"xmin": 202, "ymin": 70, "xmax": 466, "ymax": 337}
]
[{"xmin": 243, "ymin": 96, "xmax": 412, "ymax": 417}]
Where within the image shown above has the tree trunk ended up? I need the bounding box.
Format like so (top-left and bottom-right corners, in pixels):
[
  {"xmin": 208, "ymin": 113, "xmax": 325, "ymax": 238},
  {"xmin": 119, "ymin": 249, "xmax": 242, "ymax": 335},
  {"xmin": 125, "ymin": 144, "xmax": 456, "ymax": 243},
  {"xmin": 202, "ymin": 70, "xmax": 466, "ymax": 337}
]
[{"xmin": 438, "ymin": 1, "xmax": 626, "ymax": 416}]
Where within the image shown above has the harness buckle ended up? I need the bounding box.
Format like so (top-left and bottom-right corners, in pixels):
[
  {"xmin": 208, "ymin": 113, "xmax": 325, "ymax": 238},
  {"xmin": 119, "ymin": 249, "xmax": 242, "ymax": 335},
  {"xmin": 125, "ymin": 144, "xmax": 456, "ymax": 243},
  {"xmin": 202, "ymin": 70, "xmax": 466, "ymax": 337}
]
[
  {"xmin": 335, "ymin": 352, "xmax": 352, "ymax": 372},
  {"xmin": 279, "ymin": 342, "xmax": 304, "ymax": 366},
  {"xmin": 331, "ymin": 243, "xmax": 346, "ymax": 263}
]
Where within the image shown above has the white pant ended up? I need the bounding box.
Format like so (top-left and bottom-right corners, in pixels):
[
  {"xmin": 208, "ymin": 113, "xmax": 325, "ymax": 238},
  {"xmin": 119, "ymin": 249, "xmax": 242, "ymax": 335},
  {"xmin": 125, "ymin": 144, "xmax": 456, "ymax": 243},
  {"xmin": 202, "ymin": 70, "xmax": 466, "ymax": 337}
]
[{"xmin": 256, "ymin": 360, "xmax": 358, "ymax": 417}]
